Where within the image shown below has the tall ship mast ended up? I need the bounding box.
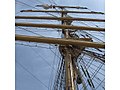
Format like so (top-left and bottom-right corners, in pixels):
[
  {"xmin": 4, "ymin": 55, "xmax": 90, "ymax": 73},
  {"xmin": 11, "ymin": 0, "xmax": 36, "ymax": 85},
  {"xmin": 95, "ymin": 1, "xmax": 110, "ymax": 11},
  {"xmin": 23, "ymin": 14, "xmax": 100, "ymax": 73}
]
[{"xmin": 15, "ymin": 0, "xmax": 105, "ymax": 90}]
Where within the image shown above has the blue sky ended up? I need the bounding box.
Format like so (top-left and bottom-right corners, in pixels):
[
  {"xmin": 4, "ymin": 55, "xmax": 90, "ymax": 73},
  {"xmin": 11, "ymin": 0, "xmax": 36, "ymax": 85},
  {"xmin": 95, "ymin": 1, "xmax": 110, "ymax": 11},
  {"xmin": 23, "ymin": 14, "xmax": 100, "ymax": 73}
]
[{"xmin": 15, "ymin": 0, "xmax": 105, "ymax": 90}]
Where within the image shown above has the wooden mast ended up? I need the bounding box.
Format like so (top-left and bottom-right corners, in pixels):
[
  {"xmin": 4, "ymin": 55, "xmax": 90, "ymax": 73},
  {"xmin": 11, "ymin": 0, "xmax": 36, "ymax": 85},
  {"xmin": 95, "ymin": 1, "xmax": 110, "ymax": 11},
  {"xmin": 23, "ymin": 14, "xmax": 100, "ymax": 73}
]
[
  {"xmin": 15, "ymin": 5, "xmax": 105, "ymax": 90},
  {"xmin": 60, "ymin": 8, "xmax": 76, "ymax": 90}
]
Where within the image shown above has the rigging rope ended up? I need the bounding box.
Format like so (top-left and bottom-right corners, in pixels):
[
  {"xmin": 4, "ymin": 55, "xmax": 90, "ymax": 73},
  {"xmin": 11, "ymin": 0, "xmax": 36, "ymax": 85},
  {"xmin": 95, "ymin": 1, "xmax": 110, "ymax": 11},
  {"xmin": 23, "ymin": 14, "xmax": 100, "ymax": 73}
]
[
  {"xmin": 16, "ymin": 0, "xmax": 58, "ymax": 17},
  {"xmin": 16, "ymin": 60, "xmax": 49, "ymax": 89},
  {"xmin": 80, "ymin": 61, "xmax": 104, "ymax": 90},
  {"xmin": 15, "ymin": 42, "xmax": 55, "ymax": 49},
  {"xmin": 77, "ymin": 53, "xmax": 104, "ymax": 90},
  {"xmin": 16, "ymin": 26, "xmax": 44, "ymax": 37},
  {"xmin": 48, "ymin": 46, "xmax": 57, "ymax": 90},
  {"xmin": 15, "ymin": 1, "xmax": 105, "ymax": 90},
  {"xmin": 31, "ymin": 47, "xmax": 56, "ymax": 70}
]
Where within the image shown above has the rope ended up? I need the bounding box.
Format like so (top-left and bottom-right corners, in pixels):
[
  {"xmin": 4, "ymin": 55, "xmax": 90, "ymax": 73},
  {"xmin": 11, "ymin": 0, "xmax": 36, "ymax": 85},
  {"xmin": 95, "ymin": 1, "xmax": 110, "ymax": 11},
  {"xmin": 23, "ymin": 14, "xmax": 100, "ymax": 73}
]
[{"xmin": 16, "ymin": 60, "xmax": 49, "ymax": 89}]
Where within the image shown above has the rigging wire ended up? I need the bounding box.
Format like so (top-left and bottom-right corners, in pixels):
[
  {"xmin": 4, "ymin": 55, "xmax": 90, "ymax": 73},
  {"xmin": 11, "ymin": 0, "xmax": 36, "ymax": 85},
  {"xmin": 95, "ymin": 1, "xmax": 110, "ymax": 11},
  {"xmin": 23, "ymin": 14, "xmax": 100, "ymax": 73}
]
[
  {"xmin": 82, "ymin": 51, "xmax": 105, "ymax": 63},
  {"xmin": 15, "ymin": 0, "xmax": 38, "ymax": 15},
  {"xmin": 16, "ymin": 0, "xmax": 105, "ymax": 45},
  {"xmin": 35, "ymin": 0, "xmax": 44, "ymax": 4},
  {"xmin": 89, "ymin": 21, "xmax": 105, "ymax": 35},
  {"xmin": 85, "ymin": 69, "xmax": 104, "ymax": 85},
  {"xmin": 53, "ymin": 57, "xmax": 65, "ymax": 90},
  {"xmin": 53, "ymin": 60, "xmax": 61, "ymax": 89},
  {"xmin": 16, "ymin": 28, "xmax": 105, "ymax": 90},
  {"xmin": 30, "ymin": 45, "xmax": 62, "ymax": 74},
  {"xmin": 16, "ymin": 0, "xmax": 58, "ymax": 17},
  {"xmin": 78, "ymin": 54, "xmax": 104, "ymax": 89},
  {"xmin": 30, "ymin": 47, "xmax": 56, "ymax": 70},
  {"xmin": 79, "ymin": 30, "xmax": 104, "ymax": 42},
  {"xmin": 54, "ymin": 4, "xmax": 105, "ymax": 45},
  {"xmin": 79, "ymin": 56, "xmax": 104, "ymax": 76},
  {"xmin": 49, "ymin": 47, "xmax": 62, "ymax": 60},
  {"xmin": 81, "ymin": 61, "xmax": 104, "ymax": 90},
  {"xmin": 69, "ymin": 9, "xmax": 105, "ymax": 40},
  {"xmin": 31, "ymin": 46, "xmax": 66, "ymax": 89},
  {"xmin": 16, "ymin": 26, "xmax": 44, "ymax": 37},
  {"xmin": 78, "ymin": 20, "xmax": 105, "ymax": 38},
  {"xmin": 52, "ymin": 58, "xmax": 62, "ymax": 90},
  {"xmin": 16, "ymin": 11, "xmax": 21, "ymax": 15},
  {"xmin": 67, "ymin": 41, "xmax": 104, "ymax": 89},
  {"xmin": 91, "ymin": 63, "xmax": 104, "ymax": 78},
  {"xmin": 49, "ymin": 0, "xmax": 57, "ymax": 5},
  {"xmin": 83, "ymin": 59, "xmax": 105, "ymax": 77},
  {"xmin": 16, "ymin": 60, "xmax": 49, "ymax": 89},
  {"xmin": 16, "ymin": 40, "xmax": 63, "ymax": 90},
  {"xmin": 15, "ymin": 1, "xmax": 105, "ymax": 90},
  {"xmin": 16, "ymin": 0, "xmax": 37, "ymax": 9},
  {"xmin": 59, "ymin": 62, "xmax": 65, "ymax": 90},
  {"xmin": 81, "ymin": 61, "xmax": 95, "ymax": 90},
  {"xmin": 87, "ymin": 65, "xmax": 104, "ymax": 77},
  {"xmin": 85, "ymin": 72, "xmax": 102, "ymax": 85},
  {"xmin": 65, "ymin": 43, "xmax": 96, "ymax": 89},
  {"xmin": 81, "ymin": 58, "xmax": 104, "ymax": 84},
  {"xmin": 48, "ymin": 46, "xmax": 57, "ymax": 90},
  {"xmin": 16, "ymin": 1, "xmax": 61, "ymax": 22},
  {"xmin": 83, "ymin": 58, "xmax": 105, "ymax": 72},
  {"xmin": 83, "ymin": 56, "xmax": 104, "ymax": 71},
  {"xmin": 15, "ymin": 42, "xmax": 55, "ymax": 49},
  {"xmin": 80, "ymin": 68, "xmax": 103, "ymax": 90},
  {"xmin": 16, "ymin": 27, "xmax": 61, "ymax": 32},
  {"xmin": 95, "ymin": 78, "xmax": 105, "ymax": 90}
]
